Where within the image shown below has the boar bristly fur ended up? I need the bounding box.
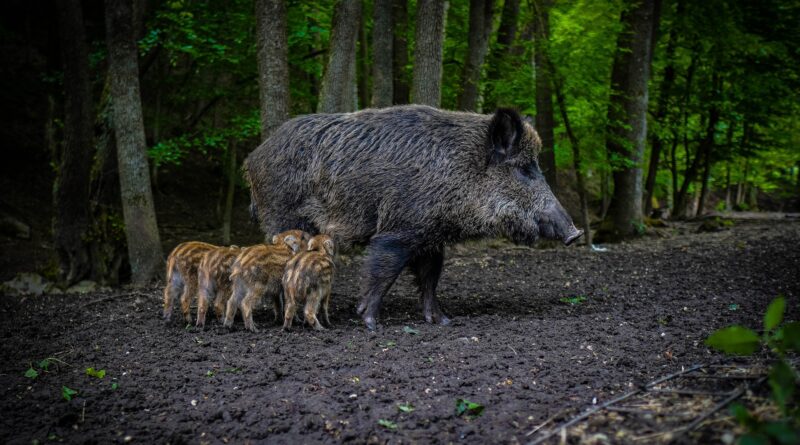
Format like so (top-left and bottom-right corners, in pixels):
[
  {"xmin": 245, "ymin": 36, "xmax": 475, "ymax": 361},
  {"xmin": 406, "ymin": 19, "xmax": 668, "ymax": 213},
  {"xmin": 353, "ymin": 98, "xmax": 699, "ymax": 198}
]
[
  {"xmin": 195, "ymin": 245, "xmax": 242, "ymax": 328},
  {"xmin": 282, "ymin": 234, "xmax": 336, "ymax": 331},
  {"xmin": 245, "ymin": 105, "xmax": 582, "ymax": 330},
  {"xmin": 163, "ymin": 241, "xmax": 217, "ymax": 323},
  {"xmin": 224, "ymin": 230, "xmax": 310, "ymax": 332}
]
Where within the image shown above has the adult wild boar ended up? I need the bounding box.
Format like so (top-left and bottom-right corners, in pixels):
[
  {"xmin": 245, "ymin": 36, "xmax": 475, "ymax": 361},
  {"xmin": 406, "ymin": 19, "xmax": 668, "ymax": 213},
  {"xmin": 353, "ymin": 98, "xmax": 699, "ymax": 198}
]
[{"xmin": 245, "ymin": 105, "xmax": 582, "ymax": 330}]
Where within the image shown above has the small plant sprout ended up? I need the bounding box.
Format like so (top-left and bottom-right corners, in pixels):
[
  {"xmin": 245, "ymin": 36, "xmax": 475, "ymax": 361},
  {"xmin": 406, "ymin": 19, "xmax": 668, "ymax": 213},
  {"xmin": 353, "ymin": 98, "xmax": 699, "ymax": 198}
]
[
  {"xmin": 378, "ymin": 340, "xmax": 397, "ymax": 349},
  {"xmin": 24, "ymin": 367, "xmax": 39, "ymax": 379},
  {"xmin": 455, "ymin": 398, "xmax": 485, "ymax": 419},
  {"xmin": 559, "ymin": 295, "xmax": 587, "ymax": 306},
  {"xmin": 111, "ymin": 382, "xmax": 119, "ymax": 391},
  {"xmin": 62, "ymin": 386, "xmax": 78, "ymax": 401},
  {"xmin": 378, "ymin": 419, "xmax": 397, "ymax": 430},
  {"xmin": 85, "ymin": 367, "xmax": 106, "ymax": 379},
  {"xmin": 397, "ymin": 403, "xmax": 415, "ymax": 413},
  {"xmin": 205, "ymin": 370, "xmax": 215, "ymax": 377}
]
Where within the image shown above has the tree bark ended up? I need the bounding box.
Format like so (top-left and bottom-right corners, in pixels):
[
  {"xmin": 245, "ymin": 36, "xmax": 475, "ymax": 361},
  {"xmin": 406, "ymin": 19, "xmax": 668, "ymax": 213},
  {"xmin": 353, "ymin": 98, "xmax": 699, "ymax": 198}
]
[
  {"xmin": 358, "ymin": 12, "xmax": 370, "ymax": 108},
  {"xmin": 457, "ymin": 0, "xmax": 493, "ymax": 111},
  {"xmin": 255, "ymin": 0, "xmax": 290, "ymax": 139},
  {"xmin": 222, "ymin": 141, "xmax": 237, "ymax": 245},
  {"xmin": 372, "ymin": 0, "xmax": 394, "ymax": 107},
  {"xmin": 602, "ymin": 0, "xmax": 657, "ymax": 238},
  {"xmin": 105, "ymin": 0, "xmax": 163, "ymax": 286},
  {"xmin": 319, "ymin": 0, "xmax": 362, "ymax": 113},
  {"xmin": 644, "ymin": 0, "xmax": 681, "ymax": 216},
  {"xmin": 484, "ymin": 0, "xmax": 519, "ymax": 108},
  {"xmin": 551, "ymin": 65, "xmax": 592, "ymax": 247},
  {"xmin": 392, "ymin": 0, "xmax": 410, "ymax": 104},
  {"xmin": 54, "ymin": 0, "xmax": 93, "ymax": 285},
  {"xmin": 412, "ymin": 0, "xmax": 447, "ymax": 107},
  {"xmin": 532, "ymin": 0, "xmax": 557, "ymax": 192}
]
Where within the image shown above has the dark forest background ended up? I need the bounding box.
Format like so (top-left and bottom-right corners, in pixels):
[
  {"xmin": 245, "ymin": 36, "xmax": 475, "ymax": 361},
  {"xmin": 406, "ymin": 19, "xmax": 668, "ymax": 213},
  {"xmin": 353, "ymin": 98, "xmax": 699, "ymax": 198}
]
[{"xmin": 1, "ymin": 0, "xmax": 798, "ymax": 287}]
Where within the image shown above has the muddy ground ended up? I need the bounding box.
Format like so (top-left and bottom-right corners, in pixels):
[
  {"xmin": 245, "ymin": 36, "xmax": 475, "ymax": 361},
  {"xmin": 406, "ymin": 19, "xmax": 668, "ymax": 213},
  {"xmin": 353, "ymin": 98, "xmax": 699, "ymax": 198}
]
[{"xmin": 1, "ymin": 220, "xmax": 798, "ymax": 444}]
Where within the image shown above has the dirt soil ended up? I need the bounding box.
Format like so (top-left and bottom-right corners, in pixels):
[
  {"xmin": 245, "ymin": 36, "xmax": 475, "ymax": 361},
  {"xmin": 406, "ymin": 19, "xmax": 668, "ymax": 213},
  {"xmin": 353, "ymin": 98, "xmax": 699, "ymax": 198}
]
[{"xmin": 1, "ymin": 220, "xmax": 798, "ymax": 444}]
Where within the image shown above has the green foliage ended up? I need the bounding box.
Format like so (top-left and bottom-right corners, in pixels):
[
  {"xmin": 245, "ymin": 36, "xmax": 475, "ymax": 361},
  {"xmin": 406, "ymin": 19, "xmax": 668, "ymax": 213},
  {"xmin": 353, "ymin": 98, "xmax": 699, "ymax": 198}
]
[
  {"xmin": 397, "ymin": 403, "xmax": 415, "ymax": 413},
  {"xmin": 61, "ymin": 386, "xmax": 78, "ymax": 401},
  {"xmin": 24, "ymin": 368, "xmax": 38, "ymax": 379},
  {"xmin": 560, "ymin": 295, "xmax": 587, "ymax": 306},
  {"xmin": 85, "ymin": 367, "xmax": 106, "ymax": 379},
  {"xmin": 706, "ymin": 296, "xmax": 800, "ymax": 444},
  {"xmin": 455, "ymin": 398, "xmax": 485, "ymax": 419},
  {"xmin": 378, "ymin": 419, "xmax": 398, "ymax": 430},
  {"xmin": 402, "ymin": 326, "xmax": 419, "ymax": 335}
]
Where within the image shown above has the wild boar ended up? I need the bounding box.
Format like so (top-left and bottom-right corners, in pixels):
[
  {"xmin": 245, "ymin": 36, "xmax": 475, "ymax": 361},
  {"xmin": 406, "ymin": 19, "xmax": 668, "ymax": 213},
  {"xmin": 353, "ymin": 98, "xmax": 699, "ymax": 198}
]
[
  {"xmin": 281, "ymin": 234, "xmax": 336, "ymax": 331},
  {"xmin": 195, "ymin": 245, "xmax": 243, "ymax": 328},
  {"xmin": 162, "ymin": 241, "xmax": 217, "ymax": 323},
  {"xmin": 223, "ymin": 230, "xmax": 310, "ymax": 332},
  {"xmin": 244, "ymin": 105, "xmax": 582, "ymax": 330}
]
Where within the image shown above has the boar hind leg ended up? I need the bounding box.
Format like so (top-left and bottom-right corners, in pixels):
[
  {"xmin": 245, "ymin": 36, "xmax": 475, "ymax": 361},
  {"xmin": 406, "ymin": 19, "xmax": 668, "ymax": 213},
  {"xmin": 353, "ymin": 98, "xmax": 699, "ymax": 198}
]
[
  {"xmin": 213, "ymin": 283, "xmax": 231, "ymax": 323},
  {"xmin": 223, "ymin": 279, "xmax": 246, "ymax": 328},
  {"xmin": 356, "ymin": 234, "xmax": 414, "ymax": 330},
  {"xmin": 410, "ymin": 249, "xmax": 450, "ymax": 325},
  {"xmin": 196, "ymin": 272, "xmax": 214, "ymax": 328}
]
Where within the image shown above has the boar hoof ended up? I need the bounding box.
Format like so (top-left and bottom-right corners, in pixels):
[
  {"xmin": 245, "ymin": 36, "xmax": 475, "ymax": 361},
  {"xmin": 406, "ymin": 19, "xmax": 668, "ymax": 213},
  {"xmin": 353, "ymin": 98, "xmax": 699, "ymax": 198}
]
[
  {"xmin": 362, "ymin": 315, "xmax": 378, "ymax": 331},
  {"xmin": 425, "ymin": 310, "xmax": 451, "ymax": 326}
]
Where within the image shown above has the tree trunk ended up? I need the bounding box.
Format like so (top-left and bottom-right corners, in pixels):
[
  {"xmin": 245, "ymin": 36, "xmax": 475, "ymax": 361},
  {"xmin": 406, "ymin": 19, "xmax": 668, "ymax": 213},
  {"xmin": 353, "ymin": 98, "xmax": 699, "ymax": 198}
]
[
  {"xmin": 484, "ymin": 0, "xmax": 519, "ymax": 108},
  {"xmin": 392, "ymin": 0, "xmax": 410, "ymax": 104},
  {"xmin": 457, "ymin": 0, "xmax": 493, "ymax": 111},
  {"xmin": 372, "ymin": 0, "xmax": 394, "ymax": 107},
  {"xmin": 358, "ymin": 12, "xmax": 370, "ymax": 108},
  {"xmin": 318, "ymin": 0, "xmax": 362, "ymax": 113},
  {"xmin": 222, "ymin": 141, "xmax": 237, "ymax": 245},
  {"xmin": 412, "ymin": 0, "xmax": 447, "ymax": 107},
  {"xmin": 644, "ymin": 0, "xmax": 681, "ymax": 216},
  {"xmin": 533, "ymin": 0, "xmax": 557, "ymax": 192},
  {"xmin": 724, "ymin": 162, "xmax": 732, "ymax": 211},
  {"xmin": 105, "ymin": 0, "xmax": 163, "ymax": 286},
  {"xmin": 673, "ymin": 77, "xmax": 720, "ymax": 219},
  {"xmin": 696, "ymin": 139, "xmax": 712, "ymax": 217},
  {"xmin": 256, "ymin": 0, "xmax": 290, "ymax": 138},
  {"xmin": 54, "ymin": 0, "xmax": 93, "ymax": 285},
  {"xmin": 551, "ymin": 66, "xmax": 592, "ymax": 247},
  {"xmin": 602, "ymin": 0, "xmax": 657, "ymax": 238}
]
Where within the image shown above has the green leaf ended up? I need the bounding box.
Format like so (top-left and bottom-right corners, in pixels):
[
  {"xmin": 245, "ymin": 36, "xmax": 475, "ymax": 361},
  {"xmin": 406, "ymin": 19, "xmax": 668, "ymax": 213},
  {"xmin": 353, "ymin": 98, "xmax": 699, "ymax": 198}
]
[
  {"xmin": 764, "ymin": 296, "xmax": 786, "ymax": 331},
  {"xmin": 559, "ymin": 296, "xmax": 587, "ymax": 306},
  {"xmin": 739, "ymin": 433, "xmax": 770, "ymax": 445},
  {"xmin": 62, "ymin": 386, "xmax": 78, "ymax": 401},
  {"xmin": 781, "ymin": 322, "xmax": 800, "ymax": 352},
  {"xmin": 397, "ymin": 403, "xmax": 415, "ymax": 413},
  {"xmin": 111, "ymin": 382, "xmax": 119, "ymax": 391},
  {"xmin": 763, "ymin": 420, "xmax": 800, "ymax": 445},
  {"xmin": 378, "ymin": 419, "xmax": 397, "ymax": 430},
  {"xmin": 705, "ymin": 326, "xmax": 761, "ymax": 355},
  {"xmin": 403, "ymin": 326, "xmax": 419, "ymax": 335},
  {"xmin": 86, "ymin": 367, "xmax": 106, "ymax": 379},
  {"xmin": 768, "ymin": 360, "xmax": 796, "ymax": 415},
  {"xmin": 37, "ymin": 359, "xmax": 51, "ymax": 371},
  {"xmin": 729, "ymin": 402, "xmax": 753, "ymax": 427},
  {"xmin": 205, "ymin": 370, "xmax": 215, "ymax": 377},
  {"xmin": 455, "ymin": 398, "xmax": 485, "ymax": 418},
  {"xmin": 24, "ymin": 368, "xmax": 39, "ymax": 379}
]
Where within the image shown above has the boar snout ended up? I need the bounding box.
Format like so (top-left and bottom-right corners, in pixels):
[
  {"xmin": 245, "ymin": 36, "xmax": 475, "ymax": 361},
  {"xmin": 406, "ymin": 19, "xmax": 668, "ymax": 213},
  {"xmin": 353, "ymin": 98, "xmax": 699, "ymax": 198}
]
[{"xmin": 540, "ymin": 201, "xmax": 583, "ymax": 246}]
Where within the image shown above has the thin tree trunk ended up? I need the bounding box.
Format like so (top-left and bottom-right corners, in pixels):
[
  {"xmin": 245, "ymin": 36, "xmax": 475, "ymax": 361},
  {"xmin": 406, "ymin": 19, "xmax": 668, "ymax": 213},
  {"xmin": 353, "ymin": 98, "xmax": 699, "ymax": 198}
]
[
  {"xmin": 54, "ymin": 0, "xmax": 93, "ymax": 285},
  {"xmin": 644, "ymin": 0, "xmax": 681, "ymax": 215},
  {"xmin": 602, "ymin": 0, "xmax": 657, "ymax": 238},
  {"xmin": 551, "ymin": 66, "xmax": 592, "ymax": 247},
  {"xmin": 256, "ymin": 0, "xmax": 290, "ymax": 138},
  {"xmin": 358, "ymin": 12, "xmax": 370, "ymax": 108},
  {"xmin": 457, "ymin": 0, "xmax": 493, "ymax": 111},
  {"xmin": 696, "ymin": 139, "xmax": 712, "ymax": 217},
  {"xmin": 319, "ymin": 0, "xmax": 362, "ymax": 113},
  {"xmin": 669, "ymin": 130, "xmax": 679, "ymax": 212},
  {"xmin": 392, "ymin": 0, "xmax": 410, "ymax": 104},
  {"xmin": 372, "ymin": 0, "xmax": 394, "ymax": 107},
  {"xmin": 412, "ymin": 0, "xmax": 446, "ymax": 107},
  {"xmin": 105, "ymin": 0, "xmax": 163, "ymax": 286},
  {"xmin": 222, "ymin": 141, "xmax": 237, "ymax": 245},
  {"xmin": 601, "ymin": 170, "xmax": 610, "ymax": 220},
  {"xmin": 533, "ymin": 0, "xmax": 557, "ymax": 192},
  {"xmin": 484, "ymin": 0, "xmax": 519, "ymax": 108},
  {"xmin": 724, "ymin": 162, "xmax": 732, "ymax": 211}
]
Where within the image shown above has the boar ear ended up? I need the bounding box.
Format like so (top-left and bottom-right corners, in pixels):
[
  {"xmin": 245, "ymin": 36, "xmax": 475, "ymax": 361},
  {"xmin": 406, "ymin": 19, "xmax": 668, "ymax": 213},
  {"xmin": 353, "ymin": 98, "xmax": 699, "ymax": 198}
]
[
  {"xmin": 284, "ymin": 235, "xmax": 300, "ymax": 252},
  {"xmin": 271, "ymin": 234, "xmax": 280, "ymax": 244},
  {"xmin": 487, "ymin": 108, "xmax": 524, "ymax": 164}
]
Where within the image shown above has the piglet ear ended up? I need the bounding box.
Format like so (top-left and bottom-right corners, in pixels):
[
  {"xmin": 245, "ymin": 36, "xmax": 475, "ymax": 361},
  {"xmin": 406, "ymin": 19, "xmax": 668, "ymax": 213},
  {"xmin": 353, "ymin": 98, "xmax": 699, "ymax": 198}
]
[
  {"xmin": 323, "ymin": 238, "xmax": 335, "ymax": 256},
  {"xmin": 487, "ymin": 108, "xmax": 524, "ymax": 164},
  {"xmin": 271, "ymin": 234, "xmax": 280, "ymax": 244},
  {"xmin": 307, "ymin": 238, "xmax": 318, "ymax": 252}
]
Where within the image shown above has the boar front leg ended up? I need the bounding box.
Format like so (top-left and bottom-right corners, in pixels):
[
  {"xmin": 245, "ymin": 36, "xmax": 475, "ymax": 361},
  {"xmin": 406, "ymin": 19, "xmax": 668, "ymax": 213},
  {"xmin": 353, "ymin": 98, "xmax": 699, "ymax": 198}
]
[
  {"xmin": 409, "ymin": 249, "xmax": 451, "ymax": 325},
  {"xmin": 356, "ymin": 234, "xmax": 414, "ymax": 330}
]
